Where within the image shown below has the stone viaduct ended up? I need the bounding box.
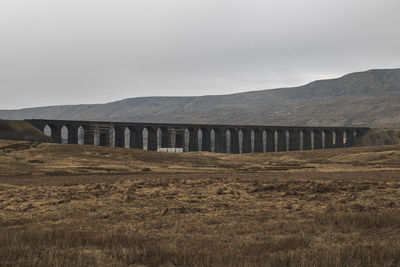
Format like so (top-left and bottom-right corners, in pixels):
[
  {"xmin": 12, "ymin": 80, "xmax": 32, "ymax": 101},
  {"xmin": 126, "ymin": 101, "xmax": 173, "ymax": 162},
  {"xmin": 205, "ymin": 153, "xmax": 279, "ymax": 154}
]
[{"xmin": 25, "ymin": 119, "xmax": 369, "ymax": 153}]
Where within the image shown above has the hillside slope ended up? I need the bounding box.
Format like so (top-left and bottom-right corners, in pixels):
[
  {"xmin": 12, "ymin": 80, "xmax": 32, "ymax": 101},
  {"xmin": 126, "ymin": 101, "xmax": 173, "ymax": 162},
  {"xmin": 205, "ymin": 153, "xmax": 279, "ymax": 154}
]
[
  {"xmin": 0, "ymin": 120, "xmax": 52, "ymax": 142},
  {"xmin": 355, "ymin": 129, "xmax": 400, "ymax": 146},
  {"xmin": 1, "ymin": 68, "xmax": 400, "ymax": 127}
]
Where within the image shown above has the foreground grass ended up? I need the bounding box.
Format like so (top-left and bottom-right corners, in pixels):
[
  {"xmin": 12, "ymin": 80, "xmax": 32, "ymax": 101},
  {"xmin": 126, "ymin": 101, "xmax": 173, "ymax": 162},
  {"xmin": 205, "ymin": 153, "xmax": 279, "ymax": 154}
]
[
  {"xmin": 1, "ymin": 173, "xmax": 400, "ymax": 266},
  {"xmin": 1, "ymin": 140, "xmax": 400, "ymax": 266}
]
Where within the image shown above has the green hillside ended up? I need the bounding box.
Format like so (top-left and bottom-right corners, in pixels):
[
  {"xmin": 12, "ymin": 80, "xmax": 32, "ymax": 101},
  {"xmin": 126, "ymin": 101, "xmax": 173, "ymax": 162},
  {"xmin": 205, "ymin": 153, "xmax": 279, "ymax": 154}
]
[
  {"xmin": 0, "ymin": 120, "xmax": 52, "ymax": 142},
  {"xmin": 355, "ymin": 129, "xmax": 400, "ymax": 146}
]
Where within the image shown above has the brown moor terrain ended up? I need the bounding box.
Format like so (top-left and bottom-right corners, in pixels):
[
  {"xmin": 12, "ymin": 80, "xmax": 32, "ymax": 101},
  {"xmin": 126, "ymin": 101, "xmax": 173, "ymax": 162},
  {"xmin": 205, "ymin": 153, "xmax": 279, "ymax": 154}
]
[{"xmin": 1, "ymin": 140, "xmax": 400, "ymax": 266}]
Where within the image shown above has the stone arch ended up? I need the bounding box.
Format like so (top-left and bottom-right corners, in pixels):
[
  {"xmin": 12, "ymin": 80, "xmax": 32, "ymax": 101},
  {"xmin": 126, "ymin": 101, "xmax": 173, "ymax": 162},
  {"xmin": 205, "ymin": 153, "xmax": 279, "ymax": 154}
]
[
  {"xmin": 262, "ymin": 130, "xmax": 267, "ymax": 153},
  {"xmin": 77, "ymin": 126, "xmax": 84, "ymax": 144},
  {"xmin": 311, "ymin": 130, "xmax": 315, "ymax": 150},
  {"xmin": 286, "ymin": 130, "xmax": 290, "ymax": 151},
  {"xmin": 43, "ymin": 124, "xmax": 51, "ymax": 137},
  {"xmin": 197, "ymin": 129, "xmax": 202, "ymax": 151},
  {"xmin": 61, "ymin": 125, "xmax": 68, "ymax": 144},
  {"xmin": 44, "ymin": 123, "xmax": 61, "ymax": 143},
  {"xmin": 332, "ymin": 131, "xmax": 337, "ymax": 146},
  {"xmin": 299, "ymin": 131, "xmax": 304, "ymax": 150},
  {"xmin": 251, "ymin": 130, "xmax": 255, "ymax": 153},
  {"xmin": 124, "ymin": 127, "xmax": 130, "ymax": 148},
  {"xmin": 334, "ymin": 129, "xmax": 344, "ymax": 148},
  {"xmin": 226, "ymin": 129, "xmax": 231, "ymax": 153},
  {"xmin": 343, "ymin": 131, "xmax": 348, "ymax": 147}
]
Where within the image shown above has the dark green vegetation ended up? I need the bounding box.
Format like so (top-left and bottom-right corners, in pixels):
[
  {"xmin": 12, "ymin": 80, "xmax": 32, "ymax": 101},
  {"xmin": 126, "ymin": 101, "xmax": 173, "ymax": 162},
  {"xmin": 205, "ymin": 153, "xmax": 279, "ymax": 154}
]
[
  {"xmin": 1, "ymin": 68, "xmax": 400, "ymax": 127},
  {"xmin": 0, "ymin": 120, "xmax": 52, "ymax": 142},
  {"xmin": 356, "ymin": 129, "xmax": 400, "ymax": 146},
  {"xmin": 1, "ymin": 140, "xmax": 400, "ymax": 266}
]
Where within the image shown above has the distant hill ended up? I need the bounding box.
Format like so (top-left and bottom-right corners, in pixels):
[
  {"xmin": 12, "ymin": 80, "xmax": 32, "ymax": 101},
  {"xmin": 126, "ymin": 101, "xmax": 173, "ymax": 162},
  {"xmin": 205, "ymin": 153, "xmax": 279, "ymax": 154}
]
[{"xmin": 1, "ymin": 68, "xmax": 400, "ymax": 128}]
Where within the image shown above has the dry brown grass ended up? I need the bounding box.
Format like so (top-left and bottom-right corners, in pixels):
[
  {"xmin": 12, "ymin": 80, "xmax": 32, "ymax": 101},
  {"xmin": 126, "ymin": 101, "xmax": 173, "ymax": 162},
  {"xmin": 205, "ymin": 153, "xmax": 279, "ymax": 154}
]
[
  {"xmin": 2, "ymin": 140, "xmax": 400, "ymax": 177},
  {"xmin": 1, "ymin": 140, "xmax": 400, "ymax": 266}
]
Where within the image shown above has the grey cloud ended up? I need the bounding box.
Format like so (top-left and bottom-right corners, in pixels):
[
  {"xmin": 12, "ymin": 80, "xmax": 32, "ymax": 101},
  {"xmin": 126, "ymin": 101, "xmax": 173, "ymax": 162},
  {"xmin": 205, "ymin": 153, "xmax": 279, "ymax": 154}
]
[{"xmin": 0, "ymin": 0, "xmax": 399, "ymax": 109}]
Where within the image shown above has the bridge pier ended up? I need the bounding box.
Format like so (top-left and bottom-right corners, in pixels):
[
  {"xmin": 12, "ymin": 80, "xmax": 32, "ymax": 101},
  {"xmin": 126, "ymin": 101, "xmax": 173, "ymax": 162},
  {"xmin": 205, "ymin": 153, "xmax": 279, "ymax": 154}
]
[
  {"xmin": 160, "ymin": 127, "xmax": 171, "ymax": 148},
  {"xmin": 277, "ymin": 130, "xmax": 287, "ymax": 152},
  {"xmin": 128, "ymin": 126, "xmax": 143, "ymax": 149},
  {"xmin": 313, "ymin": 130, "xmax": 323, "ymax": 150},
  {"xmin": 82, "ymin": 125, "xmax": 95, "ymax": 145},
  {"xmin": 201, "ymin": 128, "xmax": 211, "ymax": 152},
  {"xmin": 214, "ymin": 128, "xmax": 227, "ymax": 153},
  {"xmin": 229, "ymin": 128, "xmax": 240, "ymax": 154},
  {"xmin": 99, "ymin": 131, "xmax": 109, "ymax": 146},
  {"xmin": 335, "ymin": 130, "xmax": 344, "ymax": 148},
  {"xmin": 114, "ymin": 127, "xmax": 125, "ymax": 148},
  {"xmin": 254, "ymin": 129, "xmax": 263, "ymax": 153},
  {"xmin": 65, "ymin": 125, "xmax": 78, "ymax": 144},
  {"xmin": 241, "ymin": 129, "xmax": 252, "ymax": 153},
  {"xmin": 188, "ymin": 128, "xmax": 199, "ymax": 152},
  {"xmin": 288, "ymin": 130, "xmax": 300, "ymax": 151},
  {"xmin": 175, "ymin": 129, "xmax": 185, "ymax": 149},
  {"xmin": 46, "ymin": 124, "xmax": 62, "ymax": 143},
  {"xmin": 147, "ymin": 127, "xmax": 158, "ymax": 151},
  {"xmin": 302, "ymin": 130, "xmax": 312, "ymax": 150},
  {"xmin": 345, "ymin": 130, "xmax": 355, "ymax": 147},
  {"xmin": 265, "ymin": 130, "xmax": 275, "ymax": 152},
  {"xmin": 324, "ymin": 130, "xmax": 333, "ymax": 149}
]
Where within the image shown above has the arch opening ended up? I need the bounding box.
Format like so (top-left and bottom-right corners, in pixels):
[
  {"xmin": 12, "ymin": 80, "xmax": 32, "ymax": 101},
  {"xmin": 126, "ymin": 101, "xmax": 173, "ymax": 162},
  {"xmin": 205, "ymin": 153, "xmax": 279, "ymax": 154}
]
[
  {"xmin": 61, "ymin": 126, "xmax": 68, "ymax": 144},
  {"xmin": 44, "ymin": 125, "xmax": 51, "ymax": 137}
]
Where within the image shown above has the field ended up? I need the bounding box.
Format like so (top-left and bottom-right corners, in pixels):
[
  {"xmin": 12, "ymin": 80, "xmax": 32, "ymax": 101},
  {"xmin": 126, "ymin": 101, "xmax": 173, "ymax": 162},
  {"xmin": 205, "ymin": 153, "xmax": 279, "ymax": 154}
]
[{"xmin": 1, "ymin": 140, "xmax": 400, "ymax": 266}]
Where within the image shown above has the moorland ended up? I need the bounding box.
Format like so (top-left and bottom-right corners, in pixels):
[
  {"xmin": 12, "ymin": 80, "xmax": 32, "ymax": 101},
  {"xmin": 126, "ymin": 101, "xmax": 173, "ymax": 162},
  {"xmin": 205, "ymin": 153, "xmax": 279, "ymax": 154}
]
[{"xmin": 1, "ymin": 140, "xmax": 400, "ymax": 266}]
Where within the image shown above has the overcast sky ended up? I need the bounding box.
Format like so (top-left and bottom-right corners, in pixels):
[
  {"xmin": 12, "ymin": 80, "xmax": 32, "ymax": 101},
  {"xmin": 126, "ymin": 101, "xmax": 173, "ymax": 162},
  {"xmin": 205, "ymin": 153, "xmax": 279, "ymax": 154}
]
[{"xmin": 1, "ymin": 0, "xmax": 400, "ymax": 109}]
